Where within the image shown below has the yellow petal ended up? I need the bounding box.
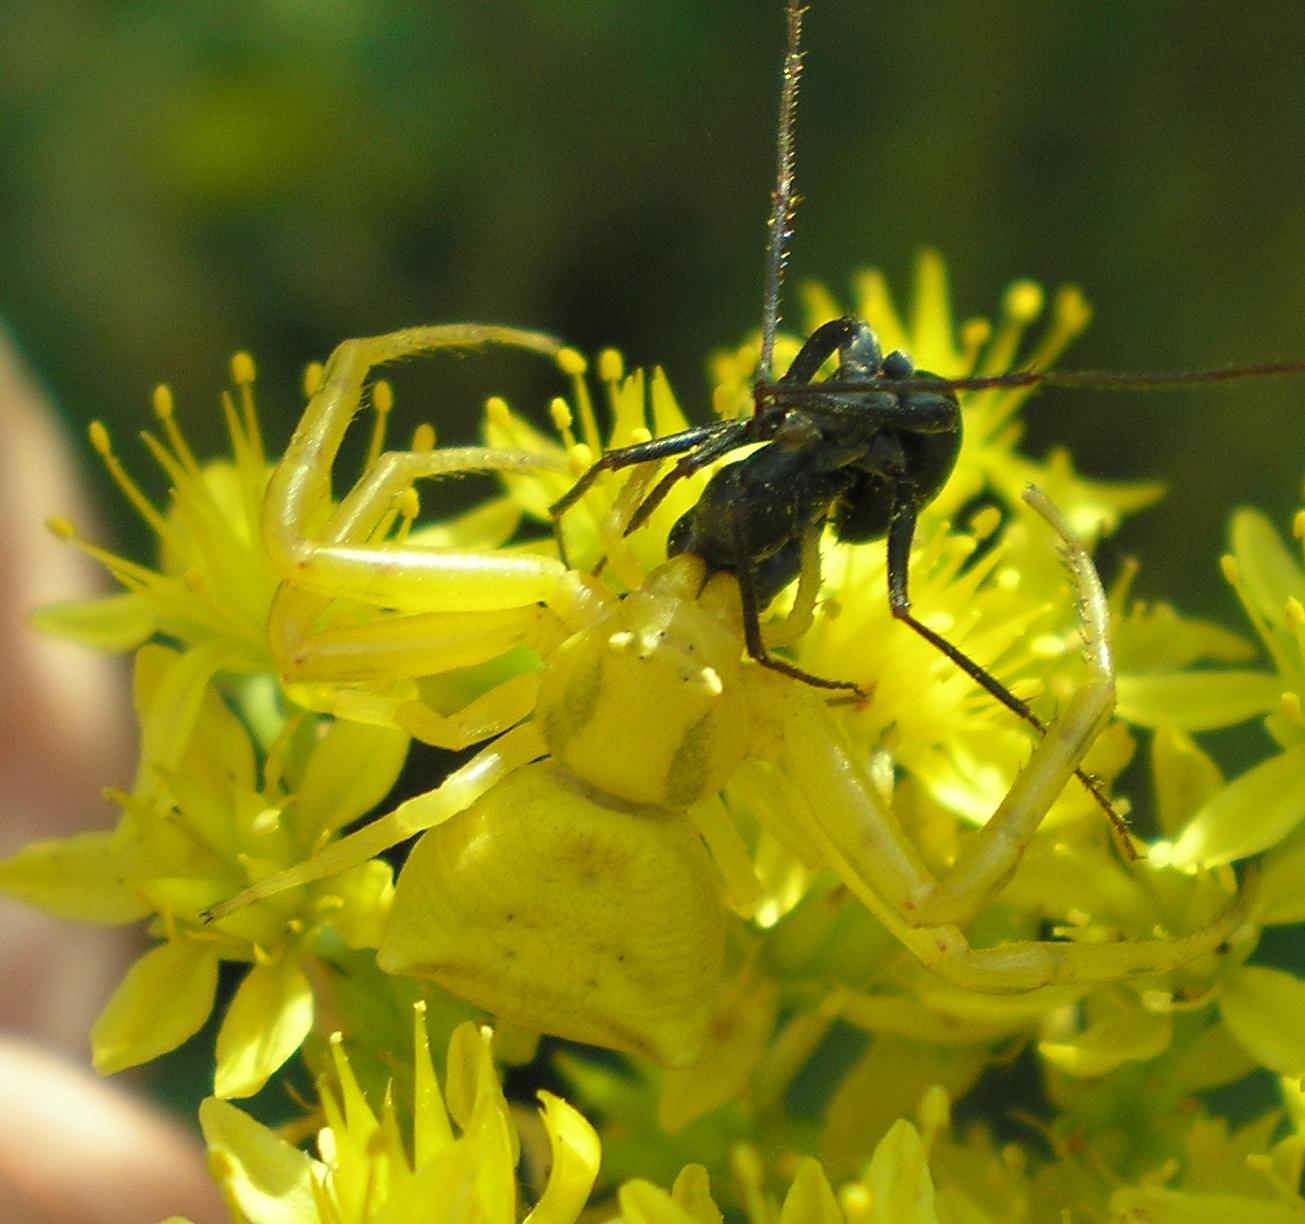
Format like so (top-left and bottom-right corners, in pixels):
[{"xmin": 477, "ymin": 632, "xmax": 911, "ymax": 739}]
[
  {"xmin": 522, "ymin": 1091, "xmax": 600, "ymax": 1224},
  {"xmin": 0, "ymin": 831, "xmax": 149, "ymax": 923},
  {"xmin": 1152, "ymin": 728, "xmax": 1226, "ymax": 839},
  {"xmin": 293, "ymin": 720, "xmax": 409, "ymax": 836},
  {"xmin": 132, "ymin": 641, "xmax": 231, "ymax": 781},
  {"xmin": 1259, "ymin": 834, "xmax": 1305, "ymax": 925},
  {"xmin": 1169, "ymin": 741, "xmax": 1305, "ymax": 866},
  {"xmin": 443, "ymin": 1021, "xmax": 491, "ymax": 1135},
  {"xmin": 866, "ymin": 1119, "xmax": 940, "ymax": 1224},
  {"xmin": 198, "ymin": 1097, "xmax": 318, "ymax": 1224},
  {"xmin": 30, "ymin": 591, "xmax": 157, "ymax": 651},
  {"xmin": 215, "ymin": 957, "xmax": 313, "ymax": 1098},
  {"xmin": 822, "ymin": 1038, "xmax": 987, "ymax": 1179},
  {"xmin": 1116, "ymin": 670, "xmax": 1281, "ymax": 731},
  {"xmin": 1231, "ymin": 508, "xmax": 1304, "ymax": 624},
  {"xmin": 411, "ymin": 1006, "xmax": 453, "ymax": 1168},
  {"xmin": 669, "ymin": 1165, "xmax": 724, "ymax": 1224},
  {"xmin": 92, "ymin": 940, "xmax": 219, "ymax": 1073},
  {"xmin": 1039, "ymin": 1000, "xmax": 1172, "ymax": 1077},
  {"xmin": 778, "ymin": 1159, "xmax": 843, "ymax": 1224},
  {"xmin": 617, "ymin": 1180, "xmax": 701, "ymax": 1224},
  {"xmin": 327, "ymin": 860, "xmax": 394, "ymax": 950},
  {"xmin": 1220, "ymin": 965, "xmax": 1305, "ymax": 1078}
]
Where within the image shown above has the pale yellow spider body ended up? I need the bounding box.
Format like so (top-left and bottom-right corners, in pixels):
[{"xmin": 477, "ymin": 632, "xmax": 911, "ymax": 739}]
[{"xmin": 212, "ymin": 325, "xmax": 1245, "ymax": 1067}]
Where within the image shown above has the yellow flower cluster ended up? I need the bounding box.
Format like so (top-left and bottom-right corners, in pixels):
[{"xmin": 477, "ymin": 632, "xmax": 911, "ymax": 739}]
[
  {"xmin": 6, "ymin": 253, "xmax": 1305, "ymax": 1218},
  {"xmin": 167, "ymin": 1009, "xmax": 1305, "ymax": 1223}
]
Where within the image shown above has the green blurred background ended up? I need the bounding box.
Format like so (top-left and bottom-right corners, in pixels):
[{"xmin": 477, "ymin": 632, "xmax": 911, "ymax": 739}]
[{"xmin": 4, "ymin": 0, "xmax": 1305, "ymax": 619}]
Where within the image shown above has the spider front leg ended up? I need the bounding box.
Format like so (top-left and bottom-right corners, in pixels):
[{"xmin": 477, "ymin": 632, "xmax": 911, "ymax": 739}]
[
  {"xmin": 205, "ymin": 719, "xmax": 548, "ymax": 921},
  {"xmin": 265, "ymin": 323, "xmax": 560, "ymax": 569},
  {"xmin": 260, "ymin": 324, "xmax": 594, "ymax": 690},
  {"xmin": 779, "ymin": 487, "xmax": 1245, "ymax": 993}
]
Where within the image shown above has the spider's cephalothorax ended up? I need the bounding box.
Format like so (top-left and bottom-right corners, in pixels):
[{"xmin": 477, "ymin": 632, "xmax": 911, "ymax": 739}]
[{"xmin": 668, "ymin": 315, "xmax": 960, "ymax": 608}]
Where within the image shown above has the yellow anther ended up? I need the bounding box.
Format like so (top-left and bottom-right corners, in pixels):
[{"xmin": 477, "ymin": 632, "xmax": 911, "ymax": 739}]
[
  {"xmin": 251, "ymin": 806, "xmax": 281, "ymax": 835},
  {"xmin": 708, "ymin": 352, "xmax": 733, "ymax": 386},
  {"xmin": 485, "ymin": 395, "xmax": 511, "ymax": 427},
  {"xmin": 597, "ymin": 348, "xmax": 624, "ymax": 383},
  {"xmin": 303, "ymin": 361, "xmax": 324, "ymax": 397},
  {"xmin": 569, "ymin": 442, "xmax": 594, "ymax": 473},
  {"xmin": 629, "ymin": 426, "xmax": 652, "ymax": 445},
  {"xmin": 960, "ymin": 316, "xmax": 992, "ymax": 351},
  {"xmin": 149, "ymin": 385, "xmax": 199, "ymax": 473},
  {"xmin": 730, "ymin": 1144, "xmax": 764, "ymax": 1195},
  {"xmin": 968, "ymin": 504, "xmax": 1002, "ymax": 540},
  {"xmin": 997, "ymin": 567, "xmax": 1020, "ymax": 591},
  {"xmin": 47, "ymin": 515, "xmax": 76, "ymax": 541},
  {"xmin": 549, "ymin": 396, "xmax": 573, "ymax": 431},
  {"xmin": 364, "ymin": 378, "xmax": 395, "ymax": 469},
  {"xmin": 918, "ymin": 1084, "xmax": 951, "ymax": 1135},
  {"xmin": 411, "ymin": 422, "xmax": 435, "ymax": 451},
  {"xmin": 557, "ymin": 347, "xmax": 587, "ymax": 376},
  {"xmin": 1286, "ymin": 596, "xmax": 1305, "ymax": 628},
  {"xmin": 230, "ymin": 351, "xmax": 256, "ymax": 386},
  {"xmin": 1031, "ymin": 633, "xmax": 1065, "ymax": 659},
  {"xmin": 97, "ymin": 420, "xmax": 168, "ymax": 533},
  {"xmin": 1219, "ymin": 554, "xmax": 1239, "ymax": 584},
  {"xmin": 1280, "ymin": 691, "xmax": 1303, "ymax": 721},
  {"xmin": 1052, "ymin": 284, "xmax": 1093, "ymax": 333},
  {"xmin": 1294, "ymin": 508, "xmax": 1305, "ymax": 540},
  {"xmin": 1003, "ymin": 280, "xmax": 1045, "ymax": 323},
  {"xmin": 838, "ymin": 1184, "xmax": 871, "ymax": 1224},
  {"xmin": 398, "ymin": 487, "xmax": 420, "ymax": 521},
  {"xmin": 711, "ymin": 384, "xmax": 738, "ymax": 419}
]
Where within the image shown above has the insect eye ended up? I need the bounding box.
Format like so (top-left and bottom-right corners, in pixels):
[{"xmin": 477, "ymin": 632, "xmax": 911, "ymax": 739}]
[{"xmin": 882, "ymin": 350, "xmax": 915, "ymax": 380}]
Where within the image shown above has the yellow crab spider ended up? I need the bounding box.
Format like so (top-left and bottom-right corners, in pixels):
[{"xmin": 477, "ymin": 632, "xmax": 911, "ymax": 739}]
[{"xmin": 210, "ymin": 331, "xmax": 1244, "ymax": 1066}]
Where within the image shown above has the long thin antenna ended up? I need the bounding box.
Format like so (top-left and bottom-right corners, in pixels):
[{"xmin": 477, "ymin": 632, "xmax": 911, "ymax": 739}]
[
  {"xmin": 757, "ymin": 0, "xmax": 805, "ymax": 385},
  {"xmin": 800, "ymin": 359, "xmax": 1305, "ymax": 397}
]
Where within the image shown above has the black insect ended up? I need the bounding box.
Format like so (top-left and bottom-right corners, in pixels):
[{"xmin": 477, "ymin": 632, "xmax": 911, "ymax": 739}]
[
  {"xmin": 548, "ymin": 0, "xmax": 1305, "ymax": 828},
  {"xmin": 550, "ymin": 315, "xmax": 962, "ymax": 698}
]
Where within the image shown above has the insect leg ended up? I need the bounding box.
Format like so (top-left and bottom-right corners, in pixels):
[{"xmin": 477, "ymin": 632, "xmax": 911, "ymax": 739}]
[
  {"xmin": 885, "ymin": 482, "xmax": 1132, "ymax": 845},
  {"xmin": 549, "ymin": 421, "xmax": 740, "ymax": 566},
  {"xmin": 549, "ymin": 421, "xmax": 735, "ymax": 520},
  {"xmin": 621, "ymin": 418, "xmax": 761, "ymax": 538},
  {"xmin": 731, "ymin": 515, "xmax": 863, "ymax": 695}
]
